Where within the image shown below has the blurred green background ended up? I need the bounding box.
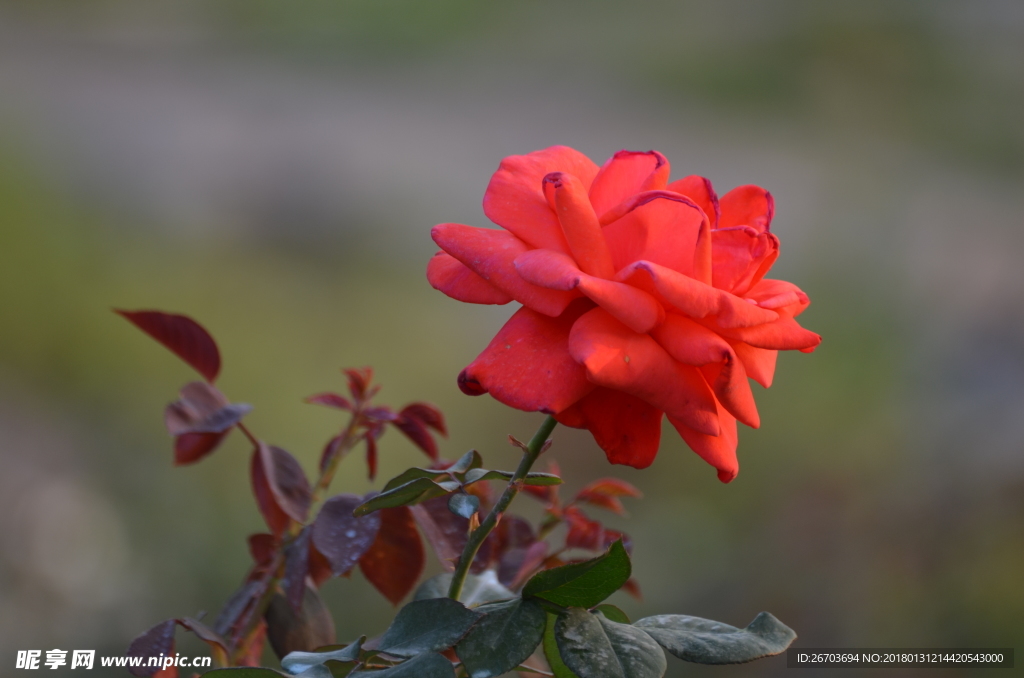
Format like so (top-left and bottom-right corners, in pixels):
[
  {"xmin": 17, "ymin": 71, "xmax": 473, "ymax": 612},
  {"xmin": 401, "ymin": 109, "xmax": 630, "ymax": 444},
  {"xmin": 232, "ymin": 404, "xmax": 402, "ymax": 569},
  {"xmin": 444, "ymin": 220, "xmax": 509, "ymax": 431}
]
[{"xmin": 1, "ymin": 1, "xmax": 1022, "ymax": 676}]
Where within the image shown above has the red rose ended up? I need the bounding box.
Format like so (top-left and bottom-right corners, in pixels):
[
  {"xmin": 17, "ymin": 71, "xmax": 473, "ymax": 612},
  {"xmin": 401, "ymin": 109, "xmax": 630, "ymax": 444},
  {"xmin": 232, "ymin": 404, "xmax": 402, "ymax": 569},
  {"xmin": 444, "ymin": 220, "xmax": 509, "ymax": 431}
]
[{"xmin": 428, "ymin": 146, "xmax": 820, "ymax": 482}]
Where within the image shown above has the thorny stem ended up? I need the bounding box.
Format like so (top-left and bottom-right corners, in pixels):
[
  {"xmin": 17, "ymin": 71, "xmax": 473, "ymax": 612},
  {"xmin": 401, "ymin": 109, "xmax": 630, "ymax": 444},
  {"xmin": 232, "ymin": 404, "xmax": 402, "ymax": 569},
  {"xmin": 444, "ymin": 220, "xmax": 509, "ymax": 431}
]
[{"xmin": 447, "ymin": 415, "xmax": 558, "ymax": 600}]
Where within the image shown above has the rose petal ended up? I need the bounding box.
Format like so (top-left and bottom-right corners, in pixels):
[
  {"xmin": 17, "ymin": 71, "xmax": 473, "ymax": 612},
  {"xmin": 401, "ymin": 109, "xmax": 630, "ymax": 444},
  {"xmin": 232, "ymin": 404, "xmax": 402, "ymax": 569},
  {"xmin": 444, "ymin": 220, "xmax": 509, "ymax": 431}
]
[
  {"xmin": 745, "ymin": 279, "xmax": 811, "ymax": 317},
  {"xmin": 575, "ymin": 275, "xmax": 665, "ymax": 335},
  {"xmin": 651, "ymin": 314, "xmax": 758, "ymax": 428},
  {"xmin": 432, "ymin": 223, "xmax": 577, "ymax": 317},
  {"xmin": 542, "ymin": 171, "xmax": 615, "ymax": 278},
  {"xmin": 718, "ymin": 184, "xmax": 774, "ymax": 233},
  {"xmin": 426, "ymin": 251, "xmax": 513, "ymax": 305},
  {"xmin": 669, "ymin": 404, "xmax": 739, "ymax": 483},
  {"xmin": 618, "ymin": 260, "xmax": 780, "ymax": 328},
  {"xmin": 601, "ymin": 191, "xmax": 707, "ymax": 277},
  {"xmin": 711, "ymin": 227, "xmax": 779, "ymax": 295},
  {"xmin": 589, "ymin": 150, "xmax": 670, "ymax": 218},
  {"xmin": 729, "ymin": 341, "xmax": 778, "ymax": 388},
  {"xmin": 512, "ymin": 248, "xmax": 581, "ymax": 290},
  {"xmin": 459, "ymin": 300, "xmax": 595, "ymax": 414},
  {"xmin": 667, "ymin": 175, "xmax": 720, "ymax": 228},
  {"xmin": 568, "ymin": 308, "xmax": 719, "ymax": 435},
  {"xmin": 556, "ymin": 389, "xmax": 663, "ymax": 469},
  {"xmin": 711, "ymin": 316, "xmax": 821, "ymax": 351},
  {"xmin": 483, "ymin": 145, "xmax": 598, "ymax": 252},
  {"xmin": 514, "ymin": 249, "xmax": 664, "ymax": 334},
  {"xmin": 650, "ymin": 313, "xmax": 732, "ymax": 366},
  {"xmin": 701, "ymin": 359, "xmax": 758, "ymax": 429}
]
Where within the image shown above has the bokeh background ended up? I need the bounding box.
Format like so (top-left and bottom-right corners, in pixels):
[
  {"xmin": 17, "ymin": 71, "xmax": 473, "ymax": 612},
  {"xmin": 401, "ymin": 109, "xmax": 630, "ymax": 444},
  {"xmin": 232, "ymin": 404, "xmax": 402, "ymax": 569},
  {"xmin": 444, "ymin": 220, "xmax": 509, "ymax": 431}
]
[{"xmin": 1, "ymin": 1, "xmax": 1022, "ymax": 676}]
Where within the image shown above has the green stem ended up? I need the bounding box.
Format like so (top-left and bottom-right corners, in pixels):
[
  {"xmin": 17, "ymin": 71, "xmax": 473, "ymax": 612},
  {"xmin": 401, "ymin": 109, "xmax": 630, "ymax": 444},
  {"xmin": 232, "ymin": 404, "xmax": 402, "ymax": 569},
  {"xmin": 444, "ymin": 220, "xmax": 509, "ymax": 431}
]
[{"xmin": 447, "ymin": 415, "xmax": 558, "ymax": 600}]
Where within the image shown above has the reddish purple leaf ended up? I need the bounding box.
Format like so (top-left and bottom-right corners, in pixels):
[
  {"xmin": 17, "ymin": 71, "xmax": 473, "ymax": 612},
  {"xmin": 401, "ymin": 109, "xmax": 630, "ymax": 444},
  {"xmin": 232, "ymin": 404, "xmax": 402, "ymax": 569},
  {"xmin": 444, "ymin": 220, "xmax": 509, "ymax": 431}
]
[
  {"xmin": 410, "ymin": 498, "xmax": 462, "ymax": 570},
  {"xmin": 343, "ymin": 367, "xmax": 373, "ymax": 401},
  {"xmin": 393, "ymin": 414, "xmax": 439, "ymax": 461},
  {"xmin": 577, "ymin": 478, "xmax": 643, "ymax": 497},
  {"xmin": 573, "ymin": 492, "xmax": 628, "ymax": 515},
  {"xmin": 165, "ymin": 381, "xmax": 252, "ymax": 436},
  {"xmin": 258, "ymin": 443, "xmax": 311, "ymax": 524},
  {"xmin": 283, "ymin": 528, "xmax": 312, "ymax": 612},
  {"xmin": 563, "ymin": 506, "xmax": 632, "ymax": 553},
  {"xmin": 248, "ymin": 533, "xmax": 278, "ymax": 569},
  {"xmin": 573, "ymin": 478, "xmax": 642, "ymax": 516},
  {"xmin": 563, "ymin": 506, "xmax": 606, "ymax": 551},
  {"xmin": 174, "ymin": 431, "xmax": 228, "ymax": 465},
  {"xmin": 251, "ymin": 448, "xmax": 292, "ymax": 535},
  {"xmin": 312, "ymin": 493, "xmax": 381, "ymax": 577},
  {"xmin": 305, "ymin": 392, "xmax": 353, "ymax": 410},
  {"xmin": 165, "ymin": 381, "xmax": 226, "ymax": 431},
  {"xmin": 213, "ymin": 580, "xmax": 263, "ymax": 639},
  {"xmin": 400, "ymin": 402, "xmax": 448, "ymax": 436},
  {"xmin": 508, "ymin": 541, "xmax": 549, "ymax": 590},
  {"xmin": 622, "ymin": 578, "xmax": 643, "ymax": 600},
  {"xmin": 358, "ymin": 506, "xmax": 424, "ymax": 605},
  {"xmin": 265, "ymin": 587, "xmax": 336, "ymax": 659},
  {"xmin": 364, "ymin": 406, "xmax": 398, "ymax": 422},
  {"xmin": 126, "ymin": 619, "xmax": 176, "ymax": 677},
  {"xmin": 116, "ymin": 310, "xmax": 221, "ymax": 382},
  {"xmin": 177, "ymin": 617, "xmax": 228, "ymax": 661},
  {"xmin": 494, "ymin": 515, "xmax": 538, "ymax": 587},
  {"xmin": 163, "ymin": 382, "xmax": 248, "ymax": 465},
  {"xmin": 228, "ymin": 578, "xmax": 274, "ymax": 649},
  {"xmin": 168, "ymin": 403, "xmax": 252, "ymax": 435},
  {"xmin": 411, "ymin": 495, "xmax": 492, "ymax": 573}
]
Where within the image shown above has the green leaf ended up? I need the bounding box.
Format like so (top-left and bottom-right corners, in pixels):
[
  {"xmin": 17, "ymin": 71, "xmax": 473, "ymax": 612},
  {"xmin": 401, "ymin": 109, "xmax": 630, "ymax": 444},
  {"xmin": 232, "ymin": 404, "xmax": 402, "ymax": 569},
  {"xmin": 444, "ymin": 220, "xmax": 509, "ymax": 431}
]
[
  {"xmin": 555, "ymin": 608, "xmax": 666, "ymax": 678},
  {"xmin": 593, "ymin": 605, "xmax": 630, "ymax": 625},
  {"xmin": 632, "ymin": 612, "xmax": 796, "ymax": 665},
  {"xmin": 462, "ymin": 469, "xmax": 563, "ymax": 486},
  {"xmin": 448, "ymin": 493, "xmax": 480, "ymax": 519},
  {"xmin": 522, "ymin": 472, "xmax": 564, "ymax": 485},
  {"xmin": 383, "ymin": 468, "xmax": 447, "ymax": 492},
  {"xmin": 455, "ymin": 598, "xmax": 546, "ymax": 678},
  {"xmin": 414, "ymin": 572, "xmax": 514, "ymax": 606},
  {"xmin": 282, "ymin": 637, "xmax": 364, "ymax": 674},
  {"xmin": 522, "ymin": 540, "xmax": 631, "ymax": 608},
  {"xmin": 202, "ymin": 670, "xmax": 287, "ymax": 677},
  {"xmin": 354, "ymin": 478, "xmax": 460, "ymax": 516},
  {"xmin": 447, "ymin": 450, "xmax": 483, "ymax": 475},
  {"xmin": 543, "ymin": 613, "xmax": 579, "ymax": 678},
  {"xmin": 376, "ymin": 598, "xmax": 482, "ymax": 657},
  {"xmin": 380, "ymin": 453, "xmax": 482, "ymax": 496},
  {"xmin": 350, "ymin": 652, "xmax": 455, "ymax": 677}
]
